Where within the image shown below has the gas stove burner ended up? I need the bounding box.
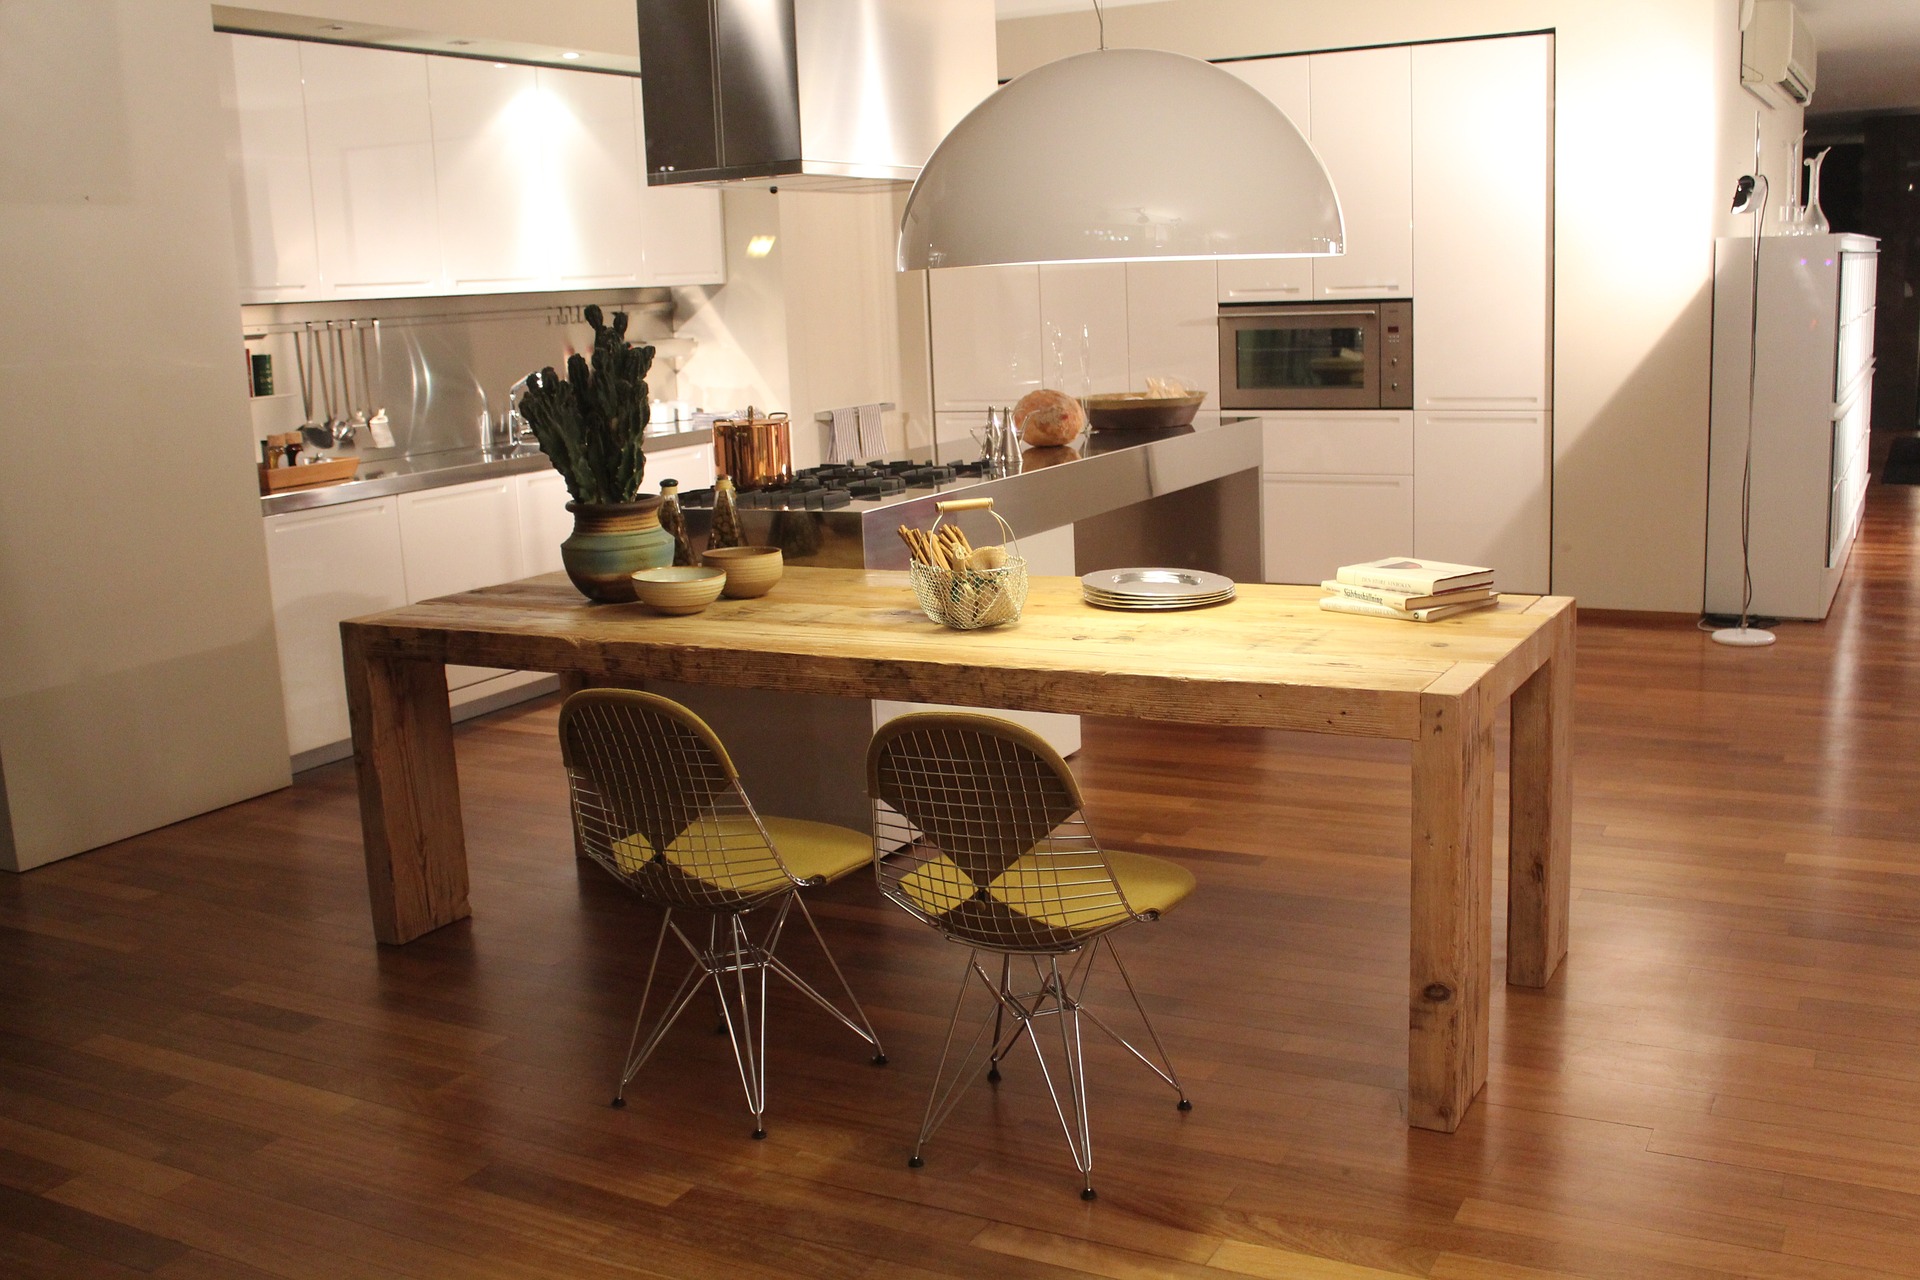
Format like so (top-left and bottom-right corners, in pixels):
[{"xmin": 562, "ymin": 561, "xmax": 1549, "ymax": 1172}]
[
  {"xmin": 848, "ymin": 476, "xmax": 907, "ymax": 498},
  {"xmin": 901, "ymin": 466, "xmax": 957, "ymax": 488}
]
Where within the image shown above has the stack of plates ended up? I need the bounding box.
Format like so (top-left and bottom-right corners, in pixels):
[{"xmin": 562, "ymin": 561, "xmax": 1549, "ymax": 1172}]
[{"xmin": 1081, "ymin": 567, "xmax": 1236, "ymax": 611}]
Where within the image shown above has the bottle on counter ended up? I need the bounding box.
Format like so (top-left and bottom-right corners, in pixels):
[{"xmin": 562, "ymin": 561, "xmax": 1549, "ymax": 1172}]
[
  {"xmin": 707, "ymin": 475, "xmax": 745, "ymax": 552},
  {"xmin": 657, "ymin": 479, "xmax": 693, "ymax": 567}
]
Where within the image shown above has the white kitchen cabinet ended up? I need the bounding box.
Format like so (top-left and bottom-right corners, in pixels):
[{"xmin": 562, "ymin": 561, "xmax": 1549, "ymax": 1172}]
[
  {"xmin": 219, "ymin": 35, "xmax": 321, "ymax": 303},
  {"xmin": 263, "ymin": 499, "xmax": 409, "ymax": 757},
  {"xmin": 516, "ymin": 469, "xmax": 575, "ymax": 578},
  {"xmin": 1308, "ymin": 46, "xmax": 1412, "ymax": 301},
  {"xmin": 633, "ymin": 82, "xmax": 727, "ymax": 286},
  {"xmin": 1218, "ymin": 55, "xmax": 1314, "ymax": 305},
  {"xmin": 543, "ymin": 68, "xmax": 646, "ymax": 288},
  {"xmin": 929, "ymin": 264, "xmax": 1043, "ymax": 410},
  {"xmin": 645, "ymin": 440, "xmax": 717, "ymax": 495},
  {"xmin": 1411, "ymin": 36, "xmax": 1551, "ymax": 411},
  {"xmin": 1262, "ymin": 410, "xmax": 1413, "ymax": 475},
  {"xmin": 430, "ymin": 58, "xmax": 546, "ymax": 291},
  {"xmin": 1038, "ymin": 264, "xmax": 1130, "ymax": 397},
  {"xmin": 1126, "ymin": 260, "xmax": 1221, "ymax": 400},
  {"xmin": 1706, "ymin": 234, "xmax": 1878, "ymax": 619},
  {"xmin": 397, "ymin": 479, "xmax": 524, "ymax": 689},
  {"xmin": 301, "ymin": 42, "xmax": 442, "ymax": 296},
  {"xmin": 1414, "ymin": 411, "xmax": 1551, "ymax": 594},
  {"xmin": 1262, "ymin": 474, "xmax": 1413, "ymax": 586}
]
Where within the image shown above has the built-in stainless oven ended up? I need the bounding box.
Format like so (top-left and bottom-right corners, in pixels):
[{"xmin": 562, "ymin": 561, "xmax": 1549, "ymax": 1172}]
[{"xmin": 1218, "ymin": 300, "xmax": 1413, "ymax": 410}]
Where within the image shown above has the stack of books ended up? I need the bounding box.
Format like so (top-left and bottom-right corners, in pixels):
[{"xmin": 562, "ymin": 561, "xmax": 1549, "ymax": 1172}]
[{"xmin": 1319, "ymin": 557, "xmax": 1499, "ymax": 622}]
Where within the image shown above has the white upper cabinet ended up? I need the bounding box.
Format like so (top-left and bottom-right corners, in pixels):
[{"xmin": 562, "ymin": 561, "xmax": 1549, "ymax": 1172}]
[
  {"xmin": 930, "ymin": 265, "xmax": 1043, "ymax": 410},
  {"xmin": 541, "ymin": 68, "xmax": 645, "ymax": 288},
  {"xmin": 220, "ymin": 35, "xmax": 321, "ymax": 303},
  {"xmin": 429, "ymin": 58, "xmax": 547, "ymax": 291},
  {"xmin": 1217, "ymin": 55, "xmax": 1313, "ymax": 304},
  {"xmin": 301, "ymin": 42, "xmax": 442, "ymax": 295},
  {"xmin": 1411, "ymin": 36, "xmax": 1551, "ymax": 410},
  {"xmin": 1307, "ymin": 46, "xmax": 1412, "ymax": 300},
  {"xmin": 1038, "ymin": 265, "xmax": 1130, "ymax": 397},
  {"xmin": 1126, "ymin": 261, "xmax": 1221, "ymax": 400},
  {"xmin": 633, "ymin": 82, "xmax": 727, "ymax": 286}
]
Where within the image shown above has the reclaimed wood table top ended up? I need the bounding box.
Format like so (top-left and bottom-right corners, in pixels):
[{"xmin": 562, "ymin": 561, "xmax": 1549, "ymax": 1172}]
[{"xmin": 345, "ymin": 567, "xmax": 1573, "ymax": 741}]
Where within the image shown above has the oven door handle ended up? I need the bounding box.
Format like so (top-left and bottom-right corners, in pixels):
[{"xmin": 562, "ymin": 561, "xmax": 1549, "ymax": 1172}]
[{"xmin": 1221, "ymin": 308, "xmax": 1382, "ymax": 322}]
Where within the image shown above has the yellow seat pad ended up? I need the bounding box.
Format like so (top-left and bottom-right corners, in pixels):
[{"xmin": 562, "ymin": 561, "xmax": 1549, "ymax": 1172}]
[
  {"xmin": 993, "ymin": 848, "xmax": 1194, "ymax": 929},
  {"xmin": 895, "ymin": 847, "xmax": 1194, "ymax": 933},
  {"xmin": 611, "ymin": 815, "xmax": 869, "ymax": 894}
]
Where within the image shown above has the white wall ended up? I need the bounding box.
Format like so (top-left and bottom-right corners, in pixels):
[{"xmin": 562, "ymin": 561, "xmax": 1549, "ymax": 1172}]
[
  {"xmin": 0, "ymin": 0, "xmax": 290, "ymax": 870},
  {"xmin": 999, "ymin": 0, "xmax": 1802, "ymax": 612}
]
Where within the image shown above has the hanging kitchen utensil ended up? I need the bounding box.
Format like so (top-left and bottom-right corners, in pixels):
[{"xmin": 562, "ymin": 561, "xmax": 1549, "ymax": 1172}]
[{"xmin": 300, "ymin": 324, "xmax": 337, "ymax": 452}]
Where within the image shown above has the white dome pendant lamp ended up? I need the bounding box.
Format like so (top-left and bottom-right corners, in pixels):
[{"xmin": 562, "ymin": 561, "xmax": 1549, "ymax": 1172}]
[{"xmin": 898, "ymin": 7, "xmax": 1342, "ymax": 270}]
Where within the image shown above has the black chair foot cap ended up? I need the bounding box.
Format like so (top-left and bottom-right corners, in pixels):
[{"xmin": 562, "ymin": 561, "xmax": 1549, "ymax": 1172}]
[
  {"xmin": 871, "ymin": 1053, "xmax": 888, "ymax": 1066},
  {"xmin": 610, "ymin": 1097, "xmax": 626, "ymax": 1108},
  {"xmin": 907, "ymin": 1155, "xmax": 924, "ymax": 1169},
  {"xmin": 1177, "ymin": 1098, "xmax": 1193, "ymax": 1111},
  {"xmin": 1080, "ymin": 1187, "xmax": 1098, "ymax": 1202},
  {"xmin": 986, "ymin": 1066, "xmax": 1001, "ymax": 1083},
  {"xmin": 752, "ymin": 1128, "xmax": 767, "ymax": 1140}
]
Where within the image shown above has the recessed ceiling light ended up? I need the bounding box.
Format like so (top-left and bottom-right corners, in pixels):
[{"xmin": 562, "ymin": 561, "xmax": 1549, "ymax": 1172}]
[{"xmin": 562, "ymin": 51, "xmax": 581, "ymax": 60}]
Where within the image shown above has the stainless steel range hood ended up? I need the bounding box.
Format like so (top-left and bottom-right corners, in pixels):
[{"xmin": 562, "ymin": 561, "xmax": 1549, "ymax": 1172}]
[{"xmin": 637, "ymin": 0, "xmax": 996, "ymax": 190}]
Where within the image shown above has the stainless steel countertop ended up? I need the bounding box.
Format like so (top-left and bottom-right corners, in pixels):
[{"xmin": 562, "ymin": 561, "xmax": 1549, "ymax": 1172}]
[
  {"xmin": 682, "ymin": 414, "xmax": 1262, "ymax": 569},
  {"xmin": 258, "ymin": 428, "xmax": 714, "ymax": 517}
]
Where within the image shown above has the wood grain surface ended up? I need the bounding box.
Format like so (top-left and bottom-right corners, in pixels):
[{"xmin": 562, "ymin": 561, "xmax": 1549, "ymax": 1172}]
[{"xmin": 16, "ymin": 480, "xmax": 1917, "ymax": 1276}]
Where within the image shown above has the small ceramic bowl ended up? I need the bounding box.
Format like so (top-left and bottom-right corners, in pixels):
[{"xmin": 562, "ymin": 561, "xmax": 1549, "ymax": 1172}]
[
  {"xmin": 631, "ymin": 566, "xmax": 727, "ymax": 615},
  {"xmin": 699, "ymin": 545, "xmax": 784, "ymax": 598}
]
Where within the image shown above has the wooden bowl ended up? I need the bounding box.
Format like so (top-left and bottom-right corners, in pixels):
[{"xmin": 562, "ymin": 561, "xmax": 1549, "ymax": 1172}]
[
  {"xmin": 1084, "ymin": 391, "xmax": 1206, "ymax": 431},
  {"xmin": 699, "ymin": 545, "xmax": 784, "ymax": 598},
  {"xmin": 631, "ymin": 566, "xmax": 726, "ymax": 615}
]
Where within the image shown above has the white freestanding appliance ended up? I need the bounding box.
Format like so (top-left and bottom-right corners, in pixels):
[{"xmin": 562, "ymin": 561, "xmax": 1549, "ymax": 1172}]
[{"xmin": 1706, "ymin": 233, "xmax": 1878, "ymax": 620}]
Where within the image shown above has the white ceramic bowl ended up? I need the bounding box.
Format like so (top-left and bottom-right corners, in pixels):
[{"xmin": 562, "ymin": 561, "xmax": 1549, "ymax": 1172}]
[
  {"xmin": 631, "ymin": 565, "xmax": 727, "ymax": 615},
  {"xmin": 699, "ymin": 545, "xmax": 784, "ymax": 598}
]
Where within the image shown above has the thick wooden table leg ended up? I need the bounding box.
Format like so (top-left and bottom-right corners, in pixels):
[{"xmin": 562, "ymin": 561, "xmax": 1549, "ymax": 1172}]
[
  {"xmin": 1409, "ymin": 673, "xmax": 1495, "ymax": 1132},
  {"xmin": 1508, "ymin": 606, "xmax": 1574, "ymax": 988},
  {"xmin": 343, "ymin": 627, "xmax": 470, "ymax": 945}
]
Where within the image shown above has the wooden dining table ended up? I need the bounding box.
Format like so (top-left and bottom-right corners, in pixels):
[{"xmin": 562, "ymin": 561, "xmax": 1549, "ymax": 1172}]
[{"xmin": 341, "ymin": 567, "xmax": 1574, "ymax": 1133}]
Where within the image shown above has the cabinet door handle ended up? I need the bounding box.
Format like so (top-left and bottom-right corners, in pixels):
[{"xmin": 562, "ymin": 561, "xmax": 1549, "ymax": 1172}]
[
  {"xmin": 1224, "ymin": 286, "xmax": 1303, "ymax": 297},
  {"xmin": 1322, "ymin": 283, "xmax": 1401, "ymax": 292}
]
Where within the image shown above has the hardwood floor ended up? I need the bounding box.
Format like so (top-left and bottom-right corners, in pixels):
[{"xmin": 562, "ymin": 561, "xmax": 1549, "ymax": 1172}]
[{"xmin": 4, "ymin": 479, "xmax": 1919, "ymax": 1278}]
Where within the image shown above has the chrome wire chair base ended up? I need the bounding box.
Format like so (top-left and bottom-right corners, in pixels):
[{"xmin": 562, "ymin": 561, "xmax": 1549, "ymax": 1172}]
[
  {"xmin": 612, "ymin": 895, "xmax": 885, "ymax": 1137},
  {"xmin": 906, "ymin": 937, "xmax": 1188, "ymax": 1198}
]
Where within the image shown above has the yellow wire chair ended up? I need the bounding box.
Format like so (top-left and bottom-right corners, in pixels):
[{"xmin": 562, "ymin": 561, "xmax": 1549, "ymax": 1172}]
[
  {"xmin": 560, "ymin": 689, "xmax": 886, "ymax": 1139},
  {"xmin": 866, "ymin": 712, "xmax": 1195, "ymax": 1199}
]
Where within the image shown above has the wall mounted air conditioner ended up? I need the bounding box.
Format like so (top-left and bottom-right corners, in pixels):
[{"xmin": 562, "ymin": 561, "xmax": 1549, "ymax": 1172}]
[{"xmin": 1742, "ymin": 0, "xmax": 1817, "ymax": 108}]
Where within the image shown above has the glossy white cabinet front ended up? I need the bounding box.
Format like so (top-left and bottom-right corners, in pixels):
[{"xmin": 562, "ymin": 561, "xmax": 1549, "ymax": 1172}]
[
  {"xmin": 632, "ymin": 82, "xmax": 728, "ymax": 287},
  {"xmin": 1413, "ymin": 411, "xmax": 1550, "ymax": 594},
  {"xmin": 301, "ymin": 42, "xmax": 442, "ymax": 295},
  {"xmin": 219, "ymin": 34, "xmax": 320, "ymax": 303},
  {"xmin": 1308, "ymin": 45, "xmax": 1412, "ymax": 301},
  {"xmin": 1411, "ymin": 36, "xmax": 1550, "ymax": 411},
  {"xmin": 1217, "ymin": 56, "xmax": 1313, "ymax": 304},
  {"xmin": 397, "ymin": 480, "xmax": 523, "ymax": 689},
  {"xmin": 263, "ymin": 499, "xmax": 409, "ymax": 756},
  {"xmin": 1259, "ymin": 411, "xmax": 1414, "ymax": 584},
  {"xmin": 929, "ymin": 265, "xmax": 1044, "ymax": 410}
]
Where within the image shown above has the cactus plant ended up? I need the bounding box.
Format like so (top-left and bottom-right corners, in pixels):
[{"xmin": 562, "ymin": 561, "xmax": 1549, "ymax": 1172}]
[{"xmin": 521, "ymin": 306, "xmax": 655, "ymax": 506}]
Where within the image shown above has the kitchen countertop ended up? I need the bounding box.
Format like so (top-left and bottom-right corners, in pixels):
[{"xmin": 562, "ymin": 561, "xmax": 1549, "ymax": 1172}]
[
  {"xmin": 682, "ymin": 413, "xmax": 1261, "ymax": 569},
  {"xmin": 258, "ymin": 428, "xmax": 714, "ymax": 517}
]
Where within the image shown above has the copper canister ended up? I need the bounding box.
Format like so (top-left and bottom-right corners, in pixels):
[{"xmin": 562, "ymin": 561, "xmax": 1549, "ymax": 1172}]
[{"xmin": 713, "ymin": 410, "xmax": 793, "ymax": 490}]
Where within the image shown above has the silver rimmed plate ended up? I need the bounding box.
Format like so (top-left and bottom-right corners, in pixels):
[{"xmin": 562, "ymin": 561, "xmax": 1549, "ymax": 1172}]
[
  {"xmin": 1081, "ymin": 567, "xmax": 1236, "ymax": 601},
  {"xmin": 1083, "ymin": 584, "xmax": 1236, "ymax": 611}
]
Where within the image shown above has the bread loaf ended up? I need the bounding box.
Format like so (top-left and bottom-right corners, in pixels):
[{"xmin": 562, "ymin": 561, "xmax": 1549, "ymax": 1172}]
[{"xmin": 1013, "ymin": 389, "xmax": 1086, "ymax": 447}]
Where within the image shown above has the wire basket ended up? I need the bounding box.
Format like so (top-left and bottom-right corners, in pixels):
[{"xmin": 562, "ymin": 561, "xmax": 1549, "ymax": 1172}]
[{"xmin": 907, "ymin": 498, "xmax": 1027, "ymax": 630}]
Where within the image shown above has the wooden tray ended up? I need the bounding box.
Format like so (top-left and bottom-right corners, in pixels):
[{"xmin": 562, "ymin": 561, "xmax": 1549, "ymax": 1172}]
[{"xmin": 259, "ymin": 456, "xmax": 360, "ymax": 494}]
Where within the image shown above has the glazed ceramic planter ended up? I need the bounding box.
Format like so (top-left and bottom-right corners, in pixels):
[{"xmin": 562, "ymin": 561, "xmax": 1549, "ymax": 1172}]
[{"xmin": 561, "ymin": 498, "xmax": 673, "ymax": 603}]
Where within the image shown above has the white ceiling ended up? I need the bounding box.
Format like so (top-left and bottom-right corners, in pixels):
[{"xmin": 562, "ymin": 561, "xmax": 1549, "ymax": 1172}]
[
  {"xmin": 1795, "ymin": 0, "xmax": 1920, "ymax": 115},
  {"xmin": 994, "ymin": 1, "xmax": 1162, "ymax": 18}
]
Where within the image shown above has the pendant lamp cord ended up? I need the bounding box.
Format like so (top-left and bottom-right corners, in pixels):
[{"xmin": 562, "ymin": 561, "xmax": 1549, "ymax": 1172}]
[{"xmin": 1091, "ymin": 0, "xmax": 1106, "ymax": 49}]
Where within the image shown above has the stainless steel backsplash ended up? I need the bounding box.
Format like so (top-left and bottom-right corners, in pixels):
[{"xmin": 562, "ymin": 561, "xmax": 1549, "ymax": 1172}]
[{"xmin": 241, "ymin": 289, "xmax": 678, "ymax": 460}]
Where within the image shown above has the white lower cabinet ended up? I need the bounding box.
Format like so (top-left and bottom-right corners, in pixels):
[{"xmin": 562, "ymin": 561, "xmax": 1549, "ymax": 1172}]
[
  {"xmin": 263, "ymin": 499, "xmax": 410, "ymax": 757},
  {"xmin": 517, "ymin": 469, "xmax": 575, "ymax": 578},
  {"xmin": 644, "ymin": 440, "xmax": 717, "ymax": 495},
  {"xmin": 1262, "ymin": 474, "xmax": 1414, "ymax": 586},
  {"xmin": 1413, "ymin": 411, "xmax": 1550, "ymax": 594},
  {"xmin": 397, "ymin": 480, "xmax": 523, "ymax": 690},
  {"xmin": 1260, "ymin": 411, "xmax": 1413, "ymax": 585}
]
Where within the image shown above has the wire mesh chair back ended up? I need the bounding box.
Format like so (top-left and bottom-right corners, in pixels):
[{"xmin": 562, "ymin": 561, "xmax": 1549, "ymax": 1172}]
[
  {"xmin": 560, "ymin": 689, "xmax": 795, "ymax": 913},
  {"xmin": 867, "ymin": 713, "xmax": 1136, "ymax": 953}
]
